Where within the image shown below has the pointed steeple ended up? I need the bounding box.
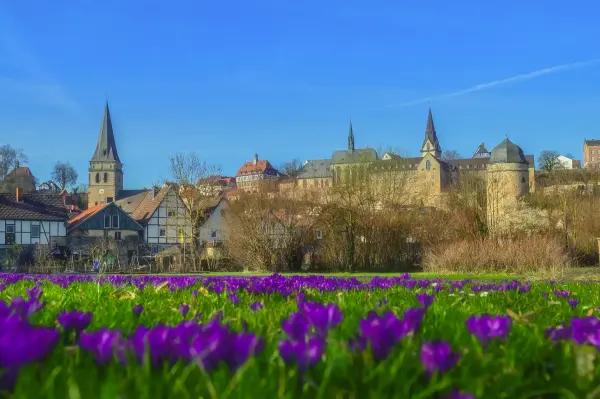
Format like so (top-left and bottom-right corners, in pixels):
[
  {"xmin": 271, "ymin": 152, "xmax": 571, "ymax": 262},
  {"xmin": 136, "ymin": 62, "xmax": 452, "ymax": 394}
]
[
  {"xmin": 348, "ymin": 120, "xmax": 355, "ymax": 154},
  {"xmin": 91, "ymin": 101, "xmax": 121, "ymax": 162},
  {"xmin": 420, "ymin": 107, "xmax": 441, "ymax": 158}
]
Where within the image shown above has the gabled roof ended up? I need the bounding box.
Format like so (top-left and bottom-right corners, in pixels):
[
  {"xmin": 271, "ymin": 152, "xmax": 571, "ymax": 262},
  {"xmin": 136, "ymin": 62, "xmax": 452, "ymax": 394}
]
[
  {"xmin": 8, "ymin": 167, "xmax": 34, "ymax": 178},
  {"xmin": 0, "ymin": 192, "xmax": 68, "ymax": 221},
  {"xmin": 332, "ymin": 148, "xmax": 378, "ymax": 164},
  {"xmin": 91, "ymin": 102, "xmax": 121, "ymax": 163},
  {"xmin": 67, "ymin": 201, "xmax": 144, "ymax": 232},
  {"xmin": 66, "ymin": 203, "xmax": 107, "ymax": 230},
  {"xmin": 298, "ymin": 159, "xmax": 333, "ymax": 179},
  {"xmin": 473, "ymin": 143, "xmax": 491, "ymax": 157},
  {"xmin": 236, "ymin": 159, "xmax": 279, "ymax": 176},
  {"xmin": 116, "ymin": 185, "xmax": 175, "ymax": 223}
]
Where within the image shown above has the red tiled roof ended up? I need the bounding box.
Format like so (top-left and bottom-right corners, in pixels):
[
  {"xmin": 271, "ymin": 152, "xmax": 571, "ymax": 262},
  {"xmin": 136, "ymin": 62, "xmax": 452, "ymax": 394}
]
[
  {"xmin": 236, "ymin": 160, "xmax": 276, "ymax": 176},
  {"xmin": 67, "ymin": 203, "xmax": 107, "ymax": 230}
]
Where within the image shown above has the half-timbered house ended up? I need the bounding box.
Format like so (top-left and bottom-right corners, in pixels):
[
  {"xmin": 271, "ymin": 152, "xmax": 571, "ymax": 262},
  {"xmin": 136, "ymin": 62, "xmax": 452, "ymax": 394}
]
[
  {"xmin": 0, "ymin": 188, "xmax": 68, "ymax": 262},
  {"xmin": 116, "ymin": 184, "xmax": 192, "ymax": 255}
]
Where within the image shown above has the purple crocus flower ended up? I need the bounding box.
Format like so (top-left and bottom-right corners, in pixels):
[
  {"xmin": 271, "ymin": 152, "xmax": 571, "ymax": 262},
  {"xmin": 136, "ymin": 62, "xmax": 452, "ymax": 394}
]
[
  {"xmin": 420, "ymin": 341, "xmax": 459, "ymax": 376},
  {"xmin": 0, "ymin": 315, "xmax": 60, "ymax": 369},
  {"xmin": 133, "ymin": 304, "xmax": 144, "ymax": 316},
  {"xmin": 465, "ymin": 314, "xmax": 512, "ymax": 347},
  {"xmin": 282, "ymin": 312, "xmax": 311, "ymax": 341},
  {"xmin": 445, "ymin": 390, "xmax": 476, "ymax": 399},
  {"xmin": 249, "ymin": 302, "xmax": 264, "ymax": 311},
  {"xmin": 228, "ymin": 293, "xmax": 240, "ymax": 304},
  {"xmin": 568, "ymin": 299, "xmax": 579, "ymax": 309},
  {"xmin": 179, "ymin": 304, "xmax": 190, "ymax": 317},
  {"xmin": 416, "ymin": 293, "xmax": 434, "ymax": 309},
  {"xmin": 570, "ymin": 316, "xmax": 600, "ymax": 346},
  {"xmin": 57, "ymin": 310, "xmax": 93, "ymax": 333},
  {"xmin": 298, "ymin": 301, "xmax": 343, "ymax": 337},
  {"xmin": 278, "ymin": 335, "xmax": 325, "ymax": 370},
  {"xmin": 78, "ymin": 329, "xmax": 126, "ymax": 364},
  {"xmin": 26, "ymin": 286, "xmax": 42, "ymax": 300}
]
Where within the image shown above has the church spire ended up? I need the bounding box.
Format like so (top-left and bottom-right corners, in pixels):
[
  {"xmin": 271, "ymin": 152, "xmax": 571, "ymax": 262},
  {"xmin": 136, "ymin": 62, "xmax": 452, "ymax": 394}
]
[
  {"xmin": 91, "ymin": 101, "xmax": 121, "ymax": 163},
  {"xmin": 420, "ymin": 107, "xmax": 441, "ymax": 158},
  {"xmin": 348, "ymin": 119, "xmax": 355, "ymax": 154}
]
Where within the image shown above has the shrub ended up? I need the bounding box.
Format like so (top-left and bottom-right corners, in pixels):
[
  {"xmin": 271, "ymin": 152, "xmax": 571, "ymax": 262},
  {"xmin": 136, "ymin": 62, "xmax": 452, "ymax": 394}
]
[{"xmin": 422, "ymin": 234, "xmax": 569, "ymax": 278}]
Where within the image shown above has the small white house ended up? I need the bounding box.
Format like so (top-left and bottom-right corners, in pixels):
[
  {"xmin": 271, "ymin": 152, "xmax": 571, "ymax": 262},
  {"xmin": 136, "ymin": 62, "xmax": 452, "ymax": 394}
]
[
  {"xmin": 198, "ymin": 198, "xmax": 228, "ymax": 246},
  {"xmin": 555, "ymin": 155, "xmax": 580, "ymax": 170},
  {"xmin": 0, "ymin": 188, "xmax": 68, "ymax": 251}
]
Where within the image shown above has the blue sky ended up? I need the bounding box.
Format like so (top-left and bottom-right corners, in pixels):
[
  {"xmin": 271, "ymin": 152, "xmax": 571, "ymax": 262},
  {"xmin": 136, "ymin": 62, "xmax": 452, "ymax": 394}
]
[{"xmin": 1, "ymin": 0, "xmax": 599, "ymax": 189}]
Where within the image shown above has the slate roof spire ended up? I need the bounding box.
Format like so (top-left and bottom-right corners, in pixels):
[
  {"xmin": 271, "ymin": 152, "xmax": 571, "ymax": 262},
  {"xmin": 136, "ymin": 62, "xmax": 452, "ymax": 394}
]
[
  {"xmin": 420, "ymin": 106, "xmax": 441, "ymax": 157},
  {"xmin": 348, "ymin": 119, "xmax": 355, "ymax": 154},
  {"xmin": 425, "ymin": 107, "xmax": 439, "ymax": 145},
  {"xmin": 91, "ymin": 101, "xmax": 121, "ymax": 162}
]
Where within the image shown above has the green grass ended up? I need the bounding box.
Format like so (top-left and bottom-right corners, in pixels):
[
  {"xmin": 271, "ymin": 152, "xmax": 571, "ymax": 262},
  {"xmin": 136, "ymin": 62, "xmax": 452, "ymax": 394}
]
[{"xmin": 1, "ymin": 275, "xmax": 597, "ymax": 398}]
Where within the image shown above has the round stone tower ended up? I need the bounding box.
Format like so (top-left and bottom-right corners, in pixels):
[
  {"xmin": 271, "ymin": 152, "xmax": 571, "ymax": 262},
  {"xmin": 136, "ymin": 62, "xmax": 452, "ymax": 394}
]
[{"xmin": 486, "ymin": 138, "xmax": 530, "ymax": 234}]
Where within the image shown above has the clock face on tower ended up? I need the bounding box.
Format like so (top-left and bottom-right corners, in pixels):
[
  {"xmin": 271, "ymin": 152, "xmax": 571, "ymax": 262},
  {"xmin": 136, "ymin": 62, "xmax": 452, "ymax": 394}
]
[{"xmin": 99, "ymin": 189, "xmax": 105, "ymax": 195}]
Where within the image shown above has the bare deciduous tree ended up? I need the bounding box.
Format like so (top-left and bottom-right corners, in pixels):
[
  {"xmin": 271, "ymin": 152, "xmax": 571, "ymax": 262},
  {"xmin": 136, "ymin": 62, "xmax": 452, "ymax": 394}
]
[
  {"xmin": 52, "ymin": 162, "xmax": 79, "ymax": 189},
  {"xmin": 0, "ymin": 145, "xmax": 28, "ymax": 182},
  {"xmin": 161, "ymin": 152, "xmax": 223, "ymax": 271},
  {"xmin": 225, "ymin": 191, "xmax": 318, "ymax": 272},
  {"xmin": 538, "ymin": 150, "xmax": 561, "ymax": 171},
  {"xmin": 279, "ymin": 159, "xmax": 304, "ymax": 178},
  {"xmin": 441, "ymin": 149, "xmax": 461, "ymax": 160}
]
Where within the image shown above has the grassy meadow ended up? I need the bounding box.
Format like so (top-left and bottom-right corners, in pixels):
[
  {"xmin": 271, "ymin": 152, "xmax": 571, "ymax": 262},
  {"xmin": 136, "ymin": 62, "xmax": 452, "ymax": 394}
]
[{"xmin": 1, "ymin": 272, "xmax": 600, "ymax": 398}]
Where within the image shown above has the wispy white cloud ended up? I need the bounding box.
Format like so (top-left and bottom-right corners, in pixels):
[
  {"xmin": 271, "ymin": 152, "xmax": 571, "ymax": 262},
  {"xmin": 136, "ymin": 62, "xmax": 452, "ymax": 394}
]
[
  {"xmin": 394, "ymin": 58, "xmax": 600, "ymax": 108},
  {"xmin": 0, "ymin": 11, "xmax": 80, "ymax": 113}
]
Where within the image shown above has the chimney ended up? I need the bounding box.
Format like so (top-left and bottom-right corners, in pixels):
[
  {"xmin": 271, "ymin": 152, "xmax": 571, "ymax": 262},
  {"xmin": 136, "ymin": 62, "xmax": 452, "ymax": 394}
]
[
  {"xmin": 253, "ymin": 153, "xmax": 258, "ymax": 166},
  {"xmin": 15, "ymin": 187, "xmax": 23, "ymax": 202},
  {"xmin": 152, "ymin": 185, "xmax": 159, "ymax": 199}
]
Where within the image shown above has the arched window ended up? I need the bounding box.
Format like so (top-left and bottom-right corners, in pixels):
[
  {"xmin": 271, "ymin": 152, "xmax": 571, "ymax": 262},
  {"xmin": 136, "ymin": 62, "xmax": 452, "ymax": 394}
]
[
  {"xmin": 95, "ymin": 173, "xmax": 100, "ymax": 183},
  {"xmin": 103, "ymin": 173, "xmax": 108, "ymax": 183},
  {"xmin": 425, "ymin": 160, "xmax": 431, "ymax": 171},
  {"xmin": 521, "ymin": 176, "xmax": 526, "ymax": 184}
]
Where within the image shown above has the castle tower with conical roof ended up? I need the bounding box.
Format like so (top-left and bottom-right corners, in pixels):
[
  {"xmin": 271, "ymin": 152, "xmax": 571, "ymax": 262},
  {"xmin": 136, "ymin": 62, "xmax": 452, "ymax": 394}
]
[
  {"xmin": 88, "ymin": 101, "xmax": 124, "ymax": 207},
  {"xmin": 486, "ymin": 137, "xmax": 530, "ymax": 234}
]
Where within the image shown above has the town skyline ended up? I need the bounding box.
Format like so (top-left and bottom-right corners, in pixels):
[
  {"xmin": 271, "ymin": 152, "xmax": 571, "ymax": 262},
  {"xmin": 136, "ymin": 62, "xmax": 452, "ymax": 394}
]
[{"xmin": 1, "ymin": 1, "xmax": 599, "ymax": 188}]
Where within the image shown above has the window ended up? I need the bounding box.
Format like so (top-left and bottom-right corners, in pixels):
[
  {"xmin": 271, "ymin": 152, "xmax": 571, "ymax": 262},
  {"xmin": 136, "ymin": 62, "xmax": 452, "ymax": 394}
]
[
  {"xmin": 104, "ymin": 215, "xmax": 111, "ymax": 228},
  {"xmin": 220, "ymin": 209, "xmax": 226, "ymax": 217},
  {"xmin": 112, "ymin": 215, "xmax": 119, "ymax": 229},
  {"xmin": 151, "ymin": 245, "xmax": 160, "ymax": 255},
  {"xmin": 106, "ymin": 197, "xmax": 113, "ymax": 203},
  {"xmin": 31, "ymin": 225, "xmax": 40, "ymax": 239},
  {"xmin": 316, "ymin": 230, "xmax": 323, "ymax": 240},
  {"xmin": 425, "ymin": 160, "xmax": 431, "ymax": 170},
  {"xmin": 211, "ymin": 230, "xmax": 217, "ymax": 238},
  {"xmin": 115, "ymin": 231, "xmax": 122, "ymax": 240},
  {"xmin": 95, "ymin": 201, "xmax": 99, "ymax": 206},
  {"xmin": 168, "ymin": 210, "xmax": 176, "ymax": 217},
  {"xmin": 521, "ymin": 176, "xmax": 526, "ymax": 184},
  {"xmin": 95, "ymin": 173, "xmax": 100, "ymax": 183},
  {"xmin": 103, "ymin": 173, "xmax": 108, "ymax": 183},
  {"xmin": 5, "ymin": 224, "xmax": 15, "ymax": 245},
  {"xmin": 159, "ymin": 228, "xmax": 166, "ymax": 237}
]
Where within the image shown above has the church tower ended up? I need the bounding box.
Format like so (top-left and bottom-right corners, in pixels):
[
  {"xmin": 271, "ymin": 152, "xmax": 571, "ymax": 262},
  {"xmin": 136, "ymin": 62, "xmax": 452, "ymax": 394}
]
[
  {"xmin": 87, "ymin": 101, "xmax": 123, "ymax": 208},
  {"xmin": 420, "ymin": 107, "xmax": 442, "ymax": 158}
]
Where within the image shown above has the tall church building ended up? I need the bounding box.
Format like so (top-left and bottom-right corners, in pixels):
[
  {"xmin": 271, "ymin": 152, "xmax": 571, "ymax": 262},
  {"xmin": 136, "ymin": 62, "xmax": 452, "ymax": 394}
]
[{"xmin": 88, "ymin": 102, "xmax": 124, "ymax": 207}]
